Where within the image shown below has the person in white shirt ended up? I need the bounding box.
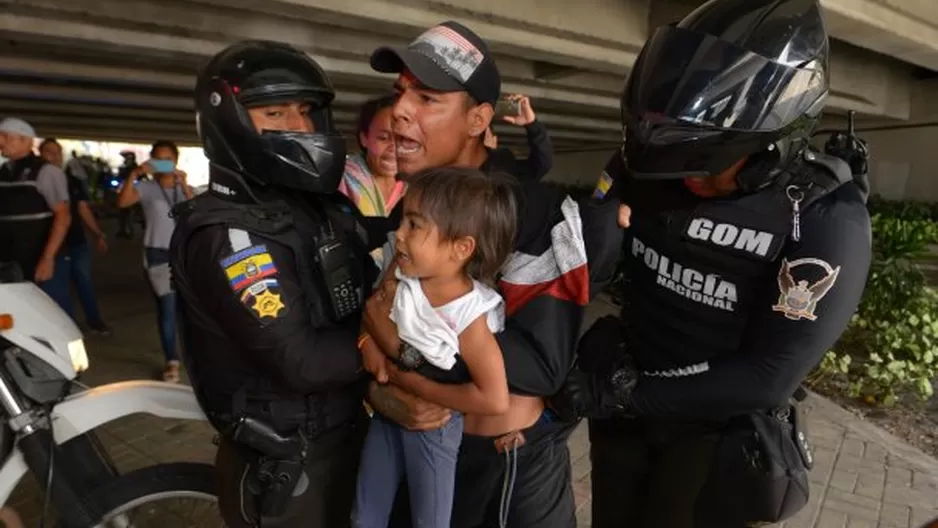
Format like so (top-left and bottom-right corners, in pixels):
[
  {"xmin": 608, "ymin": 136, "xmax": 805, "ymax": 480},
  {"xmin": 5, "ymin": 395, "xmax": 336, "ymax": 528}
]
[{"xmin": 354, "ymin": 167, "xmax": 517, "ymax": 528}]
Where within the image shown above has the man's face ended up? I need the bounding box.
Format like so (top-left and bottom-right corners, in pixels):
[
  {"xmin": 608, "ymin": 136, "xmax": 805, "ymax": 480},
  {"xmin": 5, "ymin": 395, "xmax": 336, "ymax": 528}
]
[
  {"xmin": 247, "ymin": 101, "xmax": 315, "ymax": 134},
  {"xmin": 391, "ymin": 71, "xmax": 476, "ymax": 177},
  {"xmin": 0, "ymin": 133, "xmax": 32, "ymax": 160},
  {"xmin": 40, "ymin": 142, "xmax": 63, "ymax": 167}
]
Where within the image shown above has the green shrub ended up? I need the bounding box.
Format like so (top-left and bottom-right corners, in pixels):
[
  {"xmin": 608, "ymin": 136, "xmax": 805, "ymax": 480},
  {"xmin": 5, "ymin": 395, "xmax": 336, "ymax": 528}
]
[
  {"xmin": 870, "ymin": 214, "xmax": 938, "ymax": 261},
  {"xmin": 867, "ymin": 195, "xmax": 938, "ymax": 222},
  {"xmin": 814, "ymin": 204, "xmax": 938, "ymax": 406}
]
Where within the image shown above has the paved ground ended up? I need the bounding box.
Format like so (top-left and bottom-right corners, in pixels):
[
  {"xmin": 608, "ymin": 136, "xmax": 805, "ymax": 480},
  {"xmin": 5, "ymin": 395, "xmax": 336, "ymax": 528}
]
[{"xmin": 7, "ymin": 221, "xmax": 938, "ymax": 527}]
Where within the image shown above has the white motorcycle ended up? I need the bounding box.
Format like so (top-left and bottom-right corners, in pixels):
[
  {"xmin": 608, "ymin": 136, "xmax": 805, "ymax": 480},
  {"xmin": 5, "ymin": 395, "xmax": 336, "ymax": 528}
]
[{"xmin": 0, "ymin": 263, "xmax": 220, "ymax": 527}]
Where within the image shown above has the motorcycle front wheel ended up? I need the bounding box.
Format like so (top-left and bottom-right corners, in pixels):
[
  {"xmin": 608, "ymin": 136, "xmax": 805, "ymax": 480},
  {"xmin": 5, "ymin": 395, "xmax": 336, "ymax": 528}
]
[{"xmin": 73, "ymin": 462, "xmax": 221, "ymax": 528}]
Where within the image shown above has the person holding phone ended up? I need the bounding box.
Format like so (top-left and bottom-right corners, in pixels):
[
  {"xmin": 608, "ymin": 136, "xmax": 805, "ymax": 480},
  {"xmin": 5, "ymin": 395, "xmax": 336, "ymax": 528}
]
[
  {"xmin": 484, "ymin": 94, "xmax": 554, "ymax": 183},
  {"xmin": 117, "ymin": 140, "xmax": 194, "ymax": 382}
]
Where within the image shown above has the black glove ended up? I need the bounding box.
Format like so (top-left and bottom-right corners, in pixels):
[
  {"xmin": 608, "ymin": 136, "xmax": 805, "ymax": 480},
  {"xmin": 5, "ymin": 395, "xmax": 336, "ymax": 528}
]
[
  {"xmin": 549, "ymin": 355, "xmax": 639, "ymax": 422},
  {"xmin": 549, "ymin": 367, "xmax": 596, "ymax": 422}
]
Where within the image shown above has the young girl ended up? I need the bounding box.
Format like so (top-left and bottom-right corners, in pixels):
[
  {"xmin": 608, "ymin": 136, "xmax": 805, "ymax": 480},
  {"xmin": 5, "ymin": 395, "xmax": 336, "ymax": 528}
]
[{"xmin": 353, "ymin": 167, "xmax": 518, "ymax": 528}]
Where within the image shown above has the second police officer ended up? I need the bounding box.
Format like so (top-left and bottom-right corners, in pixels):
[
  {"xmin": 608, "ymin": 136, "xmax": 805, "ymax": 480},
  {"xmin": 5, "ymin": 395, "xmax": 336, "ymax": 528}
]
[{"xmin": 551, "ymin": 0, "xmax": 873, "ymax": 526}]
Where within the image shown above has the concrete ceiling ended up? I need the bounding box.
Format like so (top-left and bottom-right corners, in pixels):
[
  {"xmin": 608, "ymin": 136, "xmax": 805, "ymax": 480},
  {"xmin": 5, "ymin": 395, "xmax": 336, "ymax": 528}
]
[
  {"xmin": 0, "ymin": 0, "xmax": 630, "ymax": 152},
  {"xmin": 0, "ymin": 0, "xmax": 933, "ymax": 152}
]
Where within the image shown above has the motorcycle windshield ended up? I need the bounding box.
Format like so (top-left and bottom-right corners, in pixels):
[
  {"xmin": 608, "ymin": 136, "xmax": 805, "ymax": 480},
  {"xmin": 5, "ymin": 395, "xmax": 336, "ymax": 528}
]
[{"xmin": 624, "ymin": 25, "xmax": 827, "ymax": 133}]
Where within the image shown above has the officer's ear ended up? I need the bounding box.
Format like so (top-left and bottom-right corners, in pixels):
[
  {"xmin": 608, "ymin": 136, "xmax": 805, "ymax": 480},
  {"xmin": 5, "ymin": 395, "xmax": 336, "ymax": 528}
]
[{"xmin": 451, "ymin": 235, "xmax": 477, "ymax": 264}]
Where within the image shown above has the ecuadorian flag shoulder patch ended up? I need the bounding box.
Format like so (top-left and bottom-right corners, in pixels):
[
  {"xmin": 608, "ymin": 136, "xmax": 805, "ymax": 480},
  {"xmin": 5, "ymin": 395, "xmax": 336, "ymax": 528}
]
[
  {"xmin": 592, "ymin": 171, "xmax": 614, "ymax": 199},
  {"xmin": 220, "ymin": 245, "xmax": 278, "ymax": 291}
]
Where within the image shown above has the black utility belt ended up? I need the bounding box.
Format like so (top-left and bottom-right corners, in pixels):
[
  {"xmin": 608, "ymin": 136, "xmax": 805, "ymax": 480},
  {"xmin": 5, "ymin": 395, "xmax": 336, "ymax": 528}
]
[{"xmin": 240, "ymin": 392, "xmax": 361, "ymax": 436}]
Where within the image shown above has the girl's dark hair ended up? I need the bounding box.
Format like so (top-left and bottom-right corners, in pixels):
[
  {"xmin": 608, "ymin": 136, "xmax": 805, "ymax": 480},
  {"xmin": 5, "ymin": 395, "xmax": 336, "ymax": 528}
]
[
  {"xmin": 356, "ymin": 95, "xmax": 396, "ymax": 153},
  {"xmin": 150, "ymin": 140, "xmax": 179, "ymax": 159},
  {"xmin": 406, "ymin": 167, "xmax": 518, "ymax": 283}
]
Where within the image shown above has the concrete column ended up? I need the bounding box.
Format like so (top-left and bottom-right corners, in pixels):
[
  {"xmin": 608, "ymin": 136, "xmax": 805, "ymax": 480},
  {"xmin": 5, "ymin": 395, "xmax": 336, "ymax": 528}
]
[{"xmin": 859, "ymin": 79, "xmax": 938, "ymax": 200}]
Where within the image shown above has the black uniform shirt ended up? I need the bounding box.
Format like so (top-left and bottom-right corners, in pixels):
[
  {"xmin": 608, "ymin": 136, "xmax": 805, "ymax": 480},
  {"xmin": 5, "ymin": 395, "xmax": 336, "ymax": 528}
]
[{"xmin": 596, "ymin": 153, "xmax": 872, "ymax": 419}]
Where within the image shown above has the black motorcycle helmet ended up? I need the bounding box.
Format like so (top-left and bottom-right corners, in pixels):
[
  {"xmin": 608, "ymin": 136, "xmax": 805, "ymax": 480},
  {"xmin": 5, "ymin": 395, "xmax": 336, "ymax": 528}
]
[
  {"xmin": 195, "ymin": 40, "xmax": 346, "ymax": 194},
  {"xmin": 621, "ymin": 0, "xmax": 829, "ymax": 192}
]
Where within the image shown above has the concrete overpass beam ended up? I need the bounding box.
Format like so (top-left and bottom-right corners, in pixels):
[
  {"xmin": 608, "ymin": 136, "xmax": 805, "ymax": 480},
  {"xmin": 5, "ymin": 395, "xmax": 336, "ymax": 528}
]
[
  {"xmin": 194, "ymin": 0, "xmax": 645, "ymax": 73},
  {"xmin": 0, "ymin": 10, "xmax": 622, "ymax": 116},
  {"xmin": 822, "ymin": 0, "xmax": 938, "ymax": 72}
]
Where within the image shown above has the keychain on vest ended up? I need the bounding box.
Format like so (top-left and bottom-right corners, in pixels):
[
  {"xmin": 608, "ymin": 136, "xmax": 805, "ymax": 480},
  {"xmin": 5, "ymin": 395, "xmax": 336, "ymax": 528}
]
[{"xmin": 786, "ymin": 185, "xmax": 804, "ymax": 242}]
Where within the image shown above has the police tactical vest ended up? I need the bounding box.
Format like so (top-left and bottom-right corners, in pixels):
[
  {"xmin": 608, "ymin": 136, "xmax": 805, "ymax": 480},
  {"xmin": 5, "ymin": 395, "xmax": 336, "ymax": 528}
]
[
  {"xmin": 620, "ymin": 150, "xmax": 854, "ymax": 375},
  {"xmin": 169, "ymin": 191, "xmax": 371, "ymax": 433},
  {"xmin": 0, "ymin": 155, "xmax": 54, "ymax": 277}
]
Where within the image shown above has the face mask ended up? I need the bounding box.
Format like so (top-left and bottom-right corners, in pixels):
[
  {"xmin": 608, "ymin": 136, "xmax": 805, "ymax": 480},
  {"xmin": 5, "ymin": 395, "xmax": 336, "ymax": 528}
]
[{"xmin": 150, "ymin": 159, "xmax": 176, "ymax": 174}]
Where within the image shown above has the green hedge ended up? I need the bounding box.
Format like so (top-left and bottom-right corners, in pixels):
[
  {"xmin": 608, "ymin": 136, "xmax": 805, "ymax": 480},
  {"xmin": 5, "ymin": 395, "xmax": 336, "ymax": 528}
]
[{"xmin": 813, "ymin": 199, "xmax": 938, "ymax": 405}]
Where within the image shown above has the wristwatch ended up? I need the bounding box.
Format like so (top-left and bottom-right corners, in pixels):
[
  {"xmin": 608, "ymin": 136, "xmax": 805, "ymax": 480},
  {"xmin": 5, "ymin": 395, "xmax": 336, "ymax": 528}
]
[{"xmin": 396, "ymin": 341, "xmax": 424, "ymax": 371}]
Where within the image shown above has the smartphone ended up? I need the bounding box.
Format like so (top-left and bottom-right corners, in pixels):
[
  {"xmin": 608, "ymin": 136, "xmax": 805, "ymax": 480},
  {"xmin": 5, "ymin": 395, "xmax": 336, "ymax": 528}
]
[{"xmin": 494, "ymin": 98, "xmax": 521, "ymax": 118}]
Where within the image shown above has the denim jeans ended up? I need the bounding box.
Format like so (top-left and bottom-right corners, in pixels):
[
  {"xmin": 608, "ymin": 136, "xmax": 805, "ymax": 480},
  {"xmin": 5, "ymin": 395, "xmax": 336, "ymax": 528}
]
[
  {"xmin": 39, "ymin": 254, "xmax": 73, "ymax": 318},
  {"xmin": 144, "ymin": 247, "xmax": 178, "ymax": 363},
  {"xmin": 354, "ymin": 412, "xmax": 463, "ymax": 528},
  {"xmin": 67, "ymin": 243, "xmax": 104, "ymax": 326},
  {"xmin": 155, "ymin": 293, "xmax": 178, "ymax": 362}
]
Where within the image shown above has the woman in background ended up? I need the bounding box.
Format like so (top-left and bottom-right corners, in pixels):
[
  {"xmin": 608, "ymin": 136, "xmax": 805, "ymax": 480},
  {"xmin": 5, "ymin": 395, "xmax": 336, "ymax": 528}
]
[
  {"xmin": 116, "ymin": 140, "xmax": 194, "ymax": 383},
  {"xmin": 340, "ymin": 95, "xmax": 404, "ymax": 217}
]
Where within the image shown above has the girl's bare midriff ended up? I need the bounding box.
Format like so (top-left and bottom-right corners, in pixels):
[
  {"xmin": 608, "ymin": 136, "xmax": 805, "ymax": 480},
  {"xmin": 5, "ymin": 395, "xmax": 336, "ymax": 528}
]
[{"xmin": 463, "ymin": 394, "xmax": 544, "ymax": 437}]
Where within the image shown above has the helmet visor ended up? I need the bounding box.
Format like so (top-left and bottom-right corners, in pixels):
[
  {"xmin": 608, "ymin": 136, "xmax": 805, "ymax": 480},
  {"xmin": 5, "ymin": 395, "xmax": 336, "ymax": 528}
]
[
  {"xmin": 621, "ymin": 123, "xmax": 768, "ymax": 180},
  {"xmin": 259, "ymin": 130, "xmax": 347, "ymax": 193},
  {"xmin": 624, "ymin": 25, "xmax": 827, "ymax": 134}
]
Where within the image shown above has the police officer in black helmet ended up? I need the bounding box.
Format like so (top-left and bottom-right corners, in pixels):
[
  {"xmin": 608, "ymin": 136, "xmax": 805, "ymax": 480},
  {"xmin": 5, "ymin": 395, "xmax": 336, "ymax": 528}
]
[
  {"xmin": 169, "ymin": 40, "xmax": 374, "ymax": 528},
  {"xmin": 550, "ymin": 0, "xmax": 872, "ymax": 526}
]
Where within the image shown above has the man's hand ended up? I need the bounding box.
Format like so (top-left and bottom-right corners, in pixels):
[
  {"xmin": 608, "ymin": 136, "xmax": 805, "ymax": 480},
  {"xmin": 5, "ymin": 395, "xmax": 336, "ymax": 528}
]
[
  {"xmin": 367, "ymin": 381, "xmax": 451, "ymax": 431},
  {"xmin": 136, "ymin": 163, "xmax": 153, "ymax": 178},
  {"xmin": 364, "ymin": 274, "xmax": 400, "ymax": 356},
  {"xmin": 550, "ymin": 357, "xmax": 639, "ymax": 422},
  {"xmin": 173, "ymin": 169, "xmax": 188, "ymax": 186},
  {"xmin": 95, "ymin": 235, "xmax": 108, "ymax": 253},
  {"xmin": 384, "ymin": 360, "xmax": 425, "ymax": 388},
  {"xmin": 361, "ymin": 337, "xmax": 390, "ymax": 383},
  {"xmin": 549, "ymin": 367, "xmax": 597, "ymax": 422},
  {"xmin": 618, "ymin": 204, "xmax": 632, "ymax": 229},
  {"xmin": 34, "ymin": 257, "xmax": 54, "ymax": 282},
  {"xmin": 503, "ymin": 94, "xmax": 536, "ymax": 127}
]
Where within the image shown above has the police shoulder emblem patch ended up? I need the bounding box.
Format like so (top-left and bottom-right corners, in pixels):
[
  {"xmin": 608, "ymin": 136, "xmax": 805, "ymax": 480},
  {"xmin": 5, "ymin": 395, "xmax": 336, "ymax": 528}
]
[
  {"xmin": 240, "ymin": 278, "xmax": 287, "ymax": 321},
  {"xmin": 772, "ymin": 257, "xmax": 841, "ymax": 321},
  {"xmin": 220, "ymin": 245, "xmax": 278, "ymax": 292},
  {"xmin": 592, "ymin": 170, "xmax": 614, "ymax": 199}
]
